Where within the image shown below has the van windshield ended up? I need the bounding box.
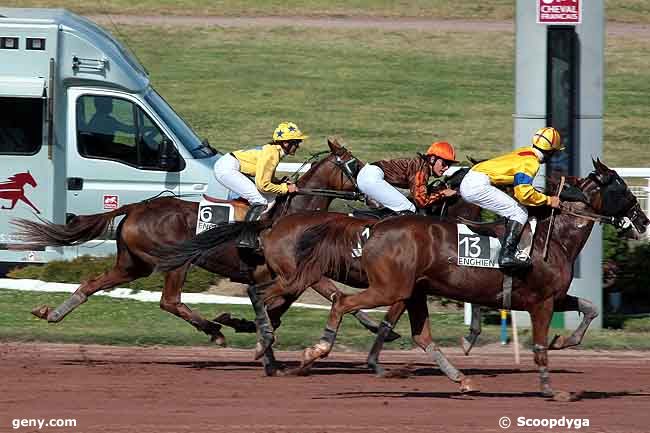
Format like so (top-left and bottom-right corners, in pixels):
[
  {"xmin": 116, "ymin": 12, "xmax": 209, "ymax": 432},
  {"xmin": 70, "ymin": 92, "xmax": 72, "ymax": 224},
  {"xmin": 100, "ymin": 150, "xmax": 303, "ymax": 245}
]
[{"xmin": 144, "ymin": 88, "xmax": 217, "ymax": 158}]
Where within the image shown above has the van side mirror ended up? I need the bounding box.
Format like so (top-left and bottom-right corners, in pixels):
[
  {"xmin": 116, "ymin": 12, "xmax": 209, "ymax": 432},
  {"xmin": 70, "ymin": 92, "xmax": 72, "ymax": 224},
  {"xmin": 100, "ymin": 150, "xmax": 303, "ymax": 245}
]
[{"xmin": 159, "ymin": 137, "xmax": 180, "ymax": 171}]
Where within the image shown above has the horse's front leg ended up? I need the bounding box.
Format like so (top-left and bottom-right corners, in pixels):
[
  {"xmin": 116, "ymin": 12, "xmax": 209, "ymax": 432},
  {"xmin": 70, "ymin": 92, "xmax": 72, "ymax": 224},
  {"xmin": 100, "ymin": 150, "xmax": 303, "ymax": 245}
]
[
  {"xmin": 529, "ymin": 297, "xmax": 555, "ymax": 397},
  {"xmin": 549, "ymin": 295, "xmax": 598, "ymax": 350}
]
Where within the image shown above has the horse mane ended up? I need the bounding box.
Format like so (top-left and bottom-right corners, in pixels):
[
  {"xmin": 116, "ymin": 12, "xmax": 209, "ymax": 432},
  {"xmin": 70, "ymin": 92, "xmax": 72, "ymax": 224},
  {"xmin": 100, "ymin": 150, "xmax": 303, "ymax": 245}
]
[{"xmin": 286, "ymin": 218, "xmax": 368, "ymax": 291}]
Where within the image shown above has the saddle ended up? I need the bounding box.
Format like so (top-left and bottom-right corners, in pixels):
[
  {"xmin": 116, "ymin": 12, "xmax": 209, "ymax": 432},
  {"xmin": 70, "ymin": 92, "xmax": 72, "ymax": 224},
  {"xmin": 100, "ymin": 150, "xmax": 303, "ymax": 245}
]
[{"xmin": 350, "ymin": 207, "xmax": 399, "ymax": 220}]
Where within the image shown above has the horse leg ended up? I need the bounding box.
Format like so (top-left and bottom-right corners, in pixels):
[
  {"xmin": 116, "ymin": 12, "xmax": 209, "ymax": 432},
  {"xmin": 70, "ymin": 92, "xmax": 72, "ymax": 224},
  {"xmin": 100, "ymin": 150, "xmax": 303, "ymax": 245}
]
[
  {"xmin": 407, "ymin": 291, "xmax": 478, "ymax": 393},
  {"xmin": 311, "ymin": 277, "xmax": 401, "ymax": 342},
  {"xmin": 258, "ymin": 293, "xmax": 299, "ymax": 377},
  {"xmin": 366, "ymin": 301, "xmax": 406, "ymax": 377},
  {"xmin": 299, "ymin": 289, "xmax": 401, "ymax": 373},
  {"xmin": 248, "ymin": 280, "xmax": 280, "ymax": 360},
  {"xmin": 549, "ymin": 295, "xmax": 599, "ymax": 350},
  {"xmin": 461, "ymin": 304, "xmax": 482, "ymax": 355},
  {"xmin": 159, "ymin": 264, "xmax": 226, "ymax": 346},
  {"xmin": 529, "ymin": 297, "xmax": 555, "ymax": 397},
  {"xmin": 31, "ymin": 259, "xmax": 148, "ymax": 323}
]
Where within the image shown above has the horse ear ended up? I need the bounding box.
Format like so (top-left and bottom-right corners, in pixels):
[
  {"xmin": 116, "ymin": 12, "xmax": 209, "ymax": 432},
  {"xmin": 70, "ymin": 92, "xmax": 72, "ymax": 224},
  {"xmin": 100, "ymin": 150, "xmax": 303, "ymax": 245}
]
[
  {"xmin": 595, "ymin": 157, "xmax": 611, "ymax": 173},
  {"xmin": 327, "ymin": 136, "xmax": 343, "ymax": 153}
]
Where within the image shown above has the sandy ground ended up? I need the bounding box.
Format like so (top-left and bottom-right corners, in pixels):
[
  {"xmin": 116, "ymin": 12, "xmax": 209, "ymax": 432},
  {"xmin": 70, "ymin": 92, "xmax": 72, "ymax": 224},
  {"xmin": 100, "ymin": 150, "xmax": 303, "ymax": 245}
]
[
  {"xmin": 88, "ymin": 15, "xmax": 650, "ymax": 39},
  {"xmin": 2, "ymin": 342, "xmax": 650, "ymax": 433}
]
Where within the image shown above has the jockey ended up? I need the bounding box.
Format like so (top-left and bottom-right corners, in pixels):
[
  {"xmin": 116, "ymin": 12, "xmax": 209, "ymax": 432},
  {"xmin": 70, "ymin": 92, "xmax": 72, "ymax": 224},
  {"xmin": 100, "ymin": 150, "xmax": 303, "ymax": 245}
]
[
  {"xmin": 459, "ymin": 127, "xmax": 564, "ymax": 270},
  {"xmin": 356, "ymin": 141, "xmax": 459, "ymax": 215},
  {"xmin": 213, "ymin": 121, "xmax": 307, "ymax": 248}
]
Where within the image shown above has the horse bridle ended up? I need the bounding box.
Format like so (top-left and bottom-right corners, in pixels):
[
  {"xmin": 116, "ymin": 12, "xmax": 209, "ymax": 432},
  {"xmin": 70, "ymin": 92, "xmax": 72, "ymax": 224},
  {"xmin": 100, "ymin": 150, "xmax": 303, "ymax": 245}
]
[{"xmin": 559, "ymin": 172, "xmax": 638, "ymax": 230}]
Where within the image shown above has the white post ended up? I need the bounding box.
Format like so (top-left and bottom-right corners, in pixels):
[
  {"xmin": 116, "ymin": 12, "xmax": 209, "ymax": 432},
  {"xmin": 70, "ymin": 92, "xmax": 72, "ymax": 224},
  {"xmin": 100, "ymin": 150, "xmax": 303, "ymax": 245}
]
[{"xmin": 464, "ymin": 302, "xmax": 472, "ymax": 325}]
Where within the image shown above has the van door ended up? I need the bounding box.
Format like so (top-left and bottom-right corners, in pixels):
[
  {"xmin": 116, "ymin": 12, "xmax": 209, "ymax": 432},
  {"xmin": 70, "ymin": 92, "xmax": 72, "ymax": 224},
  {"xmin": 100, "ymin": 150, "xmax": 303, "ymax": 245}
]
[
  {"xmin": 0, "ymin": 83, "xmax": 54, "ymax": 262},
  {"xmin": 65, "ymin": 88, "xmax": 183, "ymax": 246}
]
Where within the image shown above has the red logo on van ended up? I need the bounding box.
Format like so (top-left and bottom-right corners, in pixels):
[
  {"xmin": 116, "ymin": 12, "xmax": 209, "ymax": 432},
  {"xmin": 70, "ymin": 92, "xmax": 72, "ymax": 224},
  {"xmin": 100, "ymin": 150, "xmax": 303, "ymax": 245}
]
[
  {"xmin": 103, "ymin": 195, "xmax": 119, "ymax": 209},
  {"xmin": 0, "ymin": 171, "xmax": 40, "ymax": 214}
]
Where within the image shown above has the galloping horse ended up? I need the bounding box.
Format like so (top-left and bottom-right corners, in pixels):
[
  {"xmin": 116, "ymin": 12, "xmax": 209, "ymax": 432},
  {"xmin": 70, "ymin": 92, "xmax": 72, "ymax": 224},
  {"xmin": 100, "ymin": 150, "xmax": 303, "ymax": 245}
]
[
  {"xmin": 11, "ymin": 138, "xmax": 385, "ymax": 345},
  {"xmin": 293, "ymin": 160, "xmax": 648, "ymax": 396},
  {"xmin": 0, "ymin": 171, "xmax": 40, "ymax": 213},
  {"xmin": 155, "ymin": 168, "xmax": 480, "ymax": 374}
]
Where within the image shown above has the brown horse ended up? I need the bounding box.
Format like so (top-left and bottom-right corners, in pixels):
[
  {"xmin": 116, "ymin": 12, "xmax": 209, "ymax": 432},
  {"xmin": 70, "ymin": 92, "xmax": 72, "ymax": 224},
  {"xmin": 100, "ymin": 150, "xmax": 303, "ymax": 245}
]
[
  {"xmin": 155, "ymin": 168, "xmax": 480, "ymax": 374},
  {"xmin": 292, "ymin": 160, "xmax": 648, "ymax": 396},
  {"xmin": 11, "ymin": 138, "xmax": 386, "ymax": 346}
]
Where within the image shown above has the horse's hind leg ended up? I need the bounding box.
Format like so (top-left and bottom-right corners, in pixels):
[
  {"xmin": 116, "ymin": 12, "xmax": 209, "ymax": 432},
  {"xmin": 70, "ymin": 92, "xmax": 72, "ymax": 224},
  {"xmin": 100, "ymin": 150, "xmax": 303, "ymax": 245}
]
[
  {"xmin": 461, "ymin": 304, "xmax": 482, "ymax": 355},
  {"xmin": 366, "ymin": 301, "xmax": 406, "ymax": 377},
  {"xmin": 31, "ymin": 254, "xmax": 149, "ymax": 323},
  {"xmin": 300, "ymin": 288, "xmax": 402, "ymax": 373},
  {"xmin": 159, "ymin": 264, "xmax": 226, "ymax": 346},
  {"xmin": 549, "ymin": 295, "xmax": 599, "ymax": 350},
  {"xmin": 406, "ymin": 291, "xmax": 478, "ymax": 393},
  {"xmin": 312, "ymin": 278, "xmax": 401, "ymax": 342}
]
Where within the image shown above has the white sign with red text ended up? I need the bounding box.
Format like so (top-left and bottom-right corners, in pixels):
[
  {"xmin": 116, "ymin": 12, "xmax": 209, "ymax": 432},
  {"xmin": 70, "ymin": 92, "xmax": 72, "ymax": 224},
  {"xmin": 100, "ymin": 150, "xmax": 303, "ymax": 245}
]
[
  {"xmin": 103, "ymin": 195, "xmax": 119, "ymax": 210},
  {"xmin": 537, "ymin": 0, "xmax": 581, "ymax": 25}
]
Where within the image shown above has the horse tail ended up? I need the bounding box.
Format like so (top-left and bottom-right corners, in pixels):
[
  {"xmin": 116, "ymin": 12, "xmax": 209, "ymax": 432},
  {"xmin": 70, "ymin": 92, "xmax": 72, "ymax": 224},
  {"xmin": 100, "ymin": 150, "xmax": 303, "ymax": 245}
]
[
  {"xmin": 155, "ymin": 220, "xmax": 273, "ymax": 272},
  {"xmin": 10, "ymin": 204, "xmax": 138, "ymax": 249},
  {"xmin": 287, "ymin": 219, "xmax": 361, "ymax": 290}
]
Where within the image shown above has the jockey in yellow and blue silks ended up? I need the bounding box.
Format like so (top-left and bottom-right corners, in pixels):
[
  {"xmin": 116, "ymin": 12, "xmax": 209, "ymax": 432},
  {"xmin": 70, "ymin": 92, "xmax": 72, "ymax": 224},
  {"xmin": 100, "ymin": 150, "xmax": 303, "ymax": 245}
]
[
  {"xmin": 459, "ymin": 127, "xmax": 564, "ymax": 269},
  {"xmin": 212, "ymin": 121, "xmax": 307, "ymax": 248}
]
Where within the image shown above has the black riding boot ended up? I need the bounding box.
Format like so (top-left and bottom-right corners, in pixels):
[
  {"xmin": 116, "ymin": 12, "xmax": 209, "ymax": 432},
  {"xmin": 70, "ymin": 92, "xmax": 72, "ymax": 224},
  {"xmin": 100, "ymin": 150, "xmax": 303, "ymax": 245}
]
[
  {"xmin": 498, "ymin": 219, "xmax": 532, "ymax": 270},
  {"xmin": 238, "ymin": 204, "xmax": 266, "ymax": 249}
]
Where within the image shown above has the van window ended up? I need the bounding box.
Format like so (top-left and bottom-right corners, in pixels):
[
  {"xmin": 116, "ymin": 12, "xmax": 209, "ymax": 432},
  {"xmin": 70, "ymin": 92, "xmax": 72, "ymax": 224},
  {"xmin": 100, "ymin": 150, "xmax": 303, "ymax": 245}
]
[
  {"xmin": 0, "ymin": 97, "xmax": 43, "ymax": 155},
  {"xmin": 76, "ymin": 95, "xmax": 183, "ymax": 171}
]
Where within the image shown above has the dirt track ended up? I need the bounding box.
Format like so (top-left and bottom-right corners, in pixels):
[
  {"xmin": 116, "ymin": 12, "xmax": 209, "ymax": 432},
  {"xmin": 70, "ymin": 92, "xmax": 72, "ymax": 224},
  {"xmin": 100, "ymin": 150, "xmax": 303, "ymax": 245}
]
[{"xmin": 2, "ymin": 343, "xmax": 650, "ymax": 433}]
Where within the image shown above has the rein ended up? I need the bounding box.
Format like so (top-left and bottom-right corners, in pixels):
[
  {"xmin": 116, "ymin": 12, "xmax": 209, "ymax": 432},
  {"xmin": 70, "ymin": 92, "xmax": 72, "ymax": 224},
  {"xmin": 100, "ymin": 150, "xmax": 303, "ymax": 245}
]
[{"xmin": 559, "ymin": 203, "xmax": 617, "ymax": 225}]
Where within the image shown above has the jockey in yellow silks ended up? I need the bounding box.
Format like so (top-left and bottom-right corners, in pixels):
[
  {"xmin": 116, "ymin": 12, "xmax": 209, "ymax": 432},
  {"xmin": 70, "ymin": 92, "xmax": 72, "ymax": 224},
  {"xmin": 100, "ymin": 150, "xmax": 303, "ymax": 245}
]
[
  {"xmin": 459, "ymin": 127, "xmax": 564, "ymax": 269},
  {"xmin": 213, "ymin": 121, "xmax": 307, "ymax": 248}
]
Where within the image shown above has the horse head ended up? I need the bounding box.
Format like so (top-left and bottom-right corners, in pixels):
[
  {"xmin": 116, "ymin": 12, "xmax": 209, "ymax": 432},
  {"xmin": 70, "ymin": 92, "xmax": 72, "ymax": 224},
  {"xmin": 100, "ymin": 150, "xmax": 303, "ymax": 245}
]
[
  {"xmin": 10, "ymin": 171, "xmax": 37, "ymax": 188},
  {"xmin": 581, "ymin": 158, "xmax": 649, "ymax": 239},
  {"xmin": 296, "ymin": 136, "xmax": 362, "ymax": 193}
]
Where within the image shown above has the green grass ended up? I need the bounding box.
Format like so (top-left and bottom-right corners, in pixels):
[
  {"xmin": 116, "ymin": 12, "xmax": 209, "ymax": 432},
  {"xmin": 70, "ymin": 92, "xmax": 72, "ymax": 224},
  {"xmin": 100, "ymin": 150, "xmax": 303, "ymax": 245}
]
[
  {"xmin": 5, "ymin": 0, "xmax": 650, "ymax": 24},
  {"xmin": 112, "ymin": 25, "xmax": 516, "ymax": 163},
  {"xmin": 0, "ymin": 289, "xmax": 499, "ymax": 350},
  {"xmin": 2, "ymin": 289, "xmax": 650, "ymax": 350},
  {"xmin": 8, "ymin": 255, "xmax": 223, "ymax": 293},
  {"xmin": 107, "ymin": 25, "xmax": 649, "ymax": 167}
]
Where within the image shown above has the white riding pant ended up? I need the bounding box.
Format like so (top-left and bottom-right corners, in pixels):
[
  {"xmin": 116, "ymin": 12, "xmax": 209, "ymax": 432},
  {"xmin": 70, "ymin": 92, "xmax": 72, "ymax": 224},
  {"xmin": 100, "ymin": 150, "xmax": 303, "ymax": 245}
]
[
  {"xmin": 213, "ymin": 153, "xmax": 273, "ymax": 206},
  {"xmin": 357, "ymin": 164, "xmax": 416, "ymax": 213},
  {"xmin": 459, "ymin": 169, "xmax": 528, "ymax": 225}
]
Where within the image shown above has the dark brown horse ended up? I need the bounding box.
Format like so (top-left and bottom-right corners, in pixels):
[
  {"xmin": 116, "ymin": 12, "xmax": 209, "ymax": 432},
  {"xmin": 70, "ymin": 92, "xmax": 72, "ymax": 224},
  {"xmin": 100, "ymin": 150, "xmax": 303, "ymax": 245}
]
[
  {"xmin": 155, "ymin": 168, "xmax": 480, "ymax": 374},
  {"xmin": 11, "ymin": 138, "xmax": 386, "ymax": 346},
  {"xmin": 292, "ymin": 160, "xmax": 648, "ymax": 396}
]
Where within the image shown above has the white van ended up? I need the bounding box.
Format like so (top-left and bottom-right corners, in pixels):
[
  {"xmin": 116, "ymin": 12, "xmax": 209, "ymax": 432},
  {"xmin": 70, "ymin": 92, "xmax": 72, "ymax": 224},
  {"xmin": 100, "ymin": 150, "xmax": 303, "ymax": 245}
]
[{"xmin": 0, "ymin": 8, "xmax": 229, "ymax": 264}]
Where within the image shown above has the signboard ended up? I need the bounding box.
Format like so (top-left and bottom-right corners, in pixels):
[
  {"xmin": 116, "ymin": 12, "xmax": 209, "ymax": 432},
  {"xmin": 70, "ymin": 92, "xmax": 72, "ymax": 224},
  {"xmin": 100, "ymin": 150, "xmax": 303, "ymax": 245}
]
[
  {"xmin": 537, "ymin": 0, "xmax": 581, "ymax": 25},
  {"xmin": 103, "ymin": 195, "xmax": 119, "ymax": 210}
]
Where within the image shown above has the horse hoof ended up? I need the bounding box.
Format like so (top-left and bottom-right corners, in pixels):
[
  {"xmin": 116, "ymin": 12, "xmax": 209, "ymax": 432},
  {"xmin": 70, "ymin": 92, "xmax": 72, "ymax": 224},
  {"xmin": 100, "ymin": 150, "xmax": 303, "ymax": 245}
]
[
  {"xmin": 384, "ymin": 330, "xmax": 402, "ymax": 343},
  {"xmin": 31, "ymin": 305, "xmax": 51, "ymax": 320},
  {"xmin": 461, "ymin": 336, "xmax": 474, "ymax": 356},
  {"xmin": 254, "ymin": 335, "xmax": 275, "ymax": 360},
  {"xmin": 210, "ymin": 332, "xmax": 227, "ymax": 347},
  {"xmin": 460, "ymin": 377, "xmax": 480, "ymax": 393},
  {"xmin": 541, "ymin": 385, "xmax": 554, "ymax": 398},
  {"xmin": 552, "ymin": 390, "xmax": 580, "ymax": 402}
]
